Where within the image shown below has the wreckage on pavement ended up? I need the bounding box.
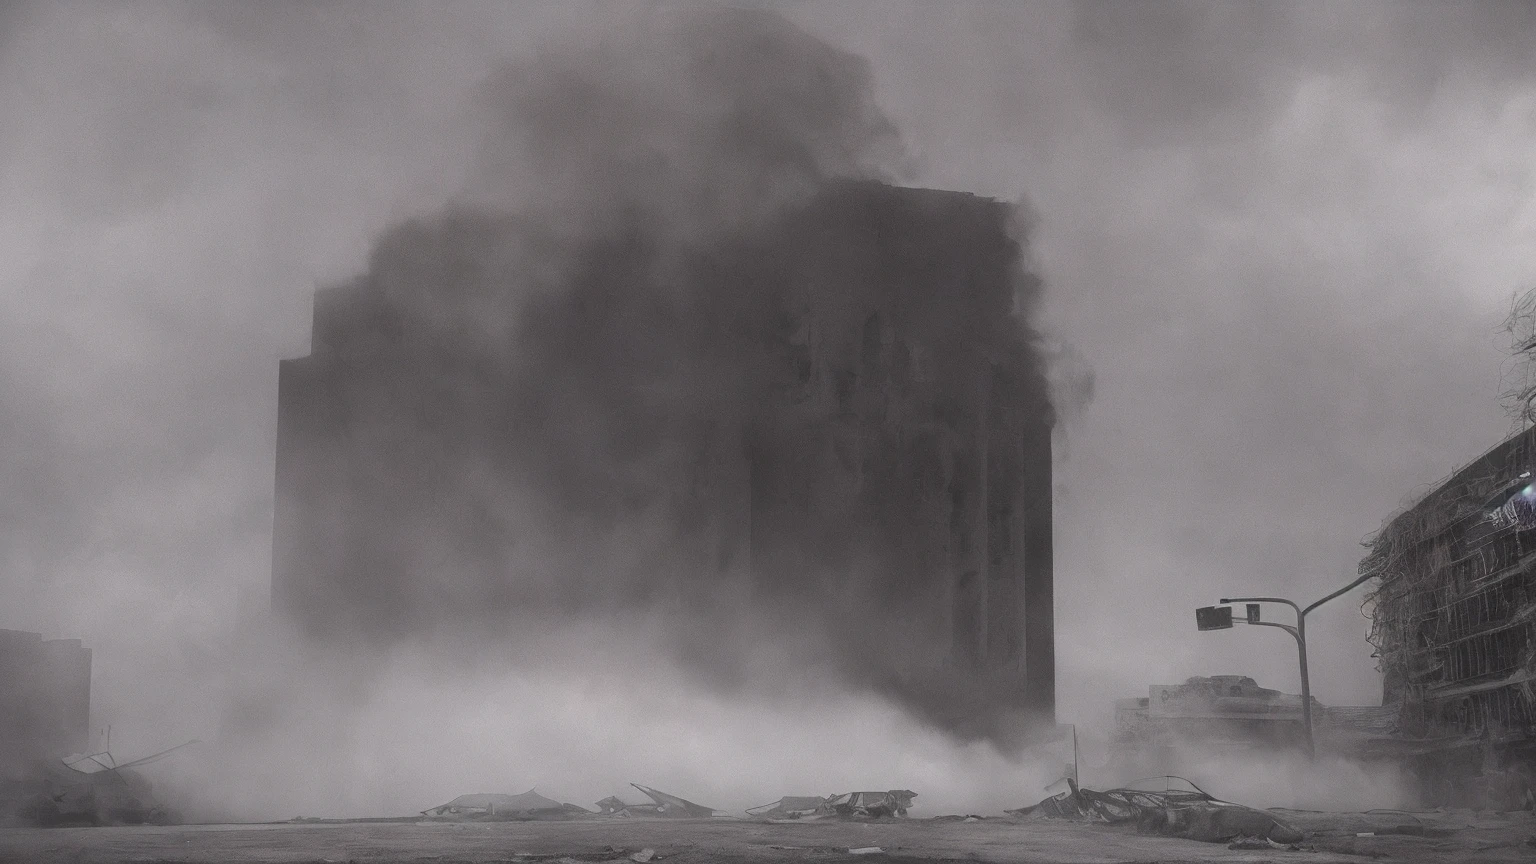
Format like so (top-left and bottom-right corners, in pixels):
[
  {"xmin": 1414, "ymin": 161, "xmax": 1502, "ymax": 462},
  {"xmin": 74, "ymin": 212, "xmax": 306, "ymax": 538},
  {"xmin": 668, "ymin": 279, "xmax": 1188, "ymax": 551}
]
[
  {"xmin": 746, "ymin": 796, "xmax": 828, "ymax": 819},
  {"xmin": 1008, "ymin": 776, "xmax": 1303, "ymax": 846},
  {"xmin": 3, "ymin": 742, "xmax": 198, "ymax": 827},
  {"xmin": 747, "ymin": 790, "xmax": 916, "ymax": 820},
  {"xmin": 422, "ymin": 790, "xmax": 592, "ymax": 820},
  {"xmin": 424, "ymin": 783, "xmax": 719, "ymax": 821},
  {"xmin": 594, "ymin": 784, "xmax": 718, "ymax": 818}
]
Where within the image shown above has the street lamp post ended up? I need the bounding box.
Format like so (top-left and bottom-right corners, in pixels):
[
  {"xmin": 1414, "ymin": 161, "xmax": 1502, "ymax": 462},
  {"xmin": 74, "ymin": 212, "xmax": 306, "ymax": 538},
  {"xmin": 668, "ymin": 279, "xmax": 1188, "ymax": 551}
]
[
  {"xmin": 1195, "ymin": 571, "xmax": 1378, "ymax": 761},
  {"xmin": 1218, "ymin": 596, "xmax": 1314, "ymax": 759}
]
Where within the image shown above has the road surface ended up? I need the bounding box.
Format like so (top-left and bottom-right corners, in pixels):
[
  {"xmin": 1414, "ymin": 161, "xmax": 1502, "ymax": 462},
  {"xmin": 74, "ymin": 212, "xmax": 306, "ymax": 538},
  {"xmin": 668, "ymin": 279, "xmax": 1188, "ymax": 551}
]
[{"xmin": 1, "ymin": 810, "xmax": 1532, "ymax": 863}]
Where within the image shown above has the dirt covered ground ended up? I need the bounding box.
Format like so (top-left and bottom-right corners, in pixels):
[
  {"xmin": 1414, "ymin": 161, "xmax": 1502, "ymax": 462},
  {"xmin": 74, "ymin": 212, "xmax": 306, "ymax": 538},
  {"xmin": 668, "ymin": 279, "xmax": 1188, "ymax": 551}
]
[{"xmin": 1, "ymin": 811, "xmax": 1532, "ymax": 864}]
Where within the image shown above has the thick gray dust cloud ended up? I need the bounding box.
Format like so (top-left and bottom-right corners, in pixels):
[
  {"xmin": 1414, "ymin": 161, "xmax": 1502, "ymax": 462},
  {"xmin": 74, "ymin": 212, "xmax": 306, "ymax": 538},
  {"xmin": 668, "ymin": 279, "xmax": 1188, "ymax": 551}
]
[{"xmin": 275, "ymin": 3, "xmax": 1053, "ymax": 746}]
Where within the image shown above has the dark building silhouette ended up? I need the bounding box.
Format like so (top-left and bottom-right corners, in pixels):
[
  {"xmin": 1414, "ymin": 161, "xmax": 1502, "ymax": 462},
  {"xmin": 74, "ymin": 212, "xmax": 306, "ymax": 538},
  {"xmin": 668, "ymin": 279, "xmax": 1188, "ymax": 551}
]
[
  {"xmin": 719, "ymin": 185, "xmax": 1055, "ymax": 725},
  {"xmin": 0, "ymin": 629, "xmax": 91, "ymax": 769},
  {"xmin": 273, "ymin": 182, "xmax": 1055, "ymax": 730}
]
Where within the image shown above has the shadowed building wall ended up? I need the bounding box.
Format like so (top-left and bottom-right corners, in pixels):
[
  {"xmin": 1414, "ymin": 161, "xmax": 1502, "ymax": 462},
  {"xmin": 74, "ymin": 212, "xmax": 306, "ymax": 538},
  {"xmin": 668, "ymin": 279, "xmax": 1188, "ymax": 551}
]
[
  {"xmin": 727, "ymin": 184, "xmax": 1054, "ymax": 727},
  {"xmin": 0, "ymin": 630, "xmax": 91, "ymax": 769}
]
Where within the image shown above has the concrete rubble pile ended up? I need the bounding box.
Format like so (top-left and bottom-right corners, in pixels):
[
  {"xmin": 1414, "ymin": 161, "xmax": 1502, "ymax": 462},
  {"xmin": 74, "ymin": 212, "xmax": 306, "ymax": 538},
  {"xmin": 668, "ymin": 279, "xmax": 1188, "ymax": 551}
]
[
  {"xmin": 747, "ymin": 790, "xmax": 916, "ymax": 820},
  {"xmin": 1007, "ymin": 777, "xmax": 1303, "ymax": 846}
]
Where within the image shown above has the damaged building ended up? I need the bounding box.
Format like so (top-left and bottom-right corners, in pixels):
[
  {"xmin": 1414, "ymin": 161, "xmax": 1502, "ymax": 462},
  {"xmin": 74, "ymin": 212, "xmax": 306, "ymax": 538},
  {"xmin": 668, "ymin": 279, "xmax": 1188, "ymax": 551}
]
[
  {"xmin": 1112, "ymin": 676, "xmax": 1318, "ymax": 756},
  {"xmin": 1107, "ymin": 675, "xmax": 1404, "ymax": 779},
  {"xmin": 1360, "ymin": 425, "xmax": 1536, "ymax": 807},
  {"xmin": 0, "ymin": 630, "xmax": 91, "ymax": 771},
  {"xmin": 272, "ymin": 181, "xmax": 1055, "ymax": 731}
]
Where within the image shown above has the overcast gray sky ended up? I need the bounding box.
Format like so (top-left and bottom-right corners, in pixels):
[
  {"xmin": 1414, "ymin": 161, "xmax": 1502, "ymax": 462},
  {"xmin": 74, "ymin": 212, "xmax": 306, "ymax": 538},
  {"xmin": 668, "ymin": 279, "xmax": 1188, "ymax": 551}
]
[{"xmin": 1, "ymin": 0, "xmax": 1534, "ymax": 816}]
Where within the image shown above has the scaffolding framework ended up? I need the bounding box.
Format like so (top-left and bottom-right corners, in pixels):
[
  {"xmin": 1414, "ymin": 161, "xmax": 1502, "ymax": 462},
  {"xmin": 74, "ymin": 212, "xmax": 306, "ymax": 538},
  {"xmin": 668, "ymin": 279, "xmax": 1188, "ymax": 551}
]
[{"xmin": 1361, "ymin": 426, "xmax": 1536, "ymax": 741}]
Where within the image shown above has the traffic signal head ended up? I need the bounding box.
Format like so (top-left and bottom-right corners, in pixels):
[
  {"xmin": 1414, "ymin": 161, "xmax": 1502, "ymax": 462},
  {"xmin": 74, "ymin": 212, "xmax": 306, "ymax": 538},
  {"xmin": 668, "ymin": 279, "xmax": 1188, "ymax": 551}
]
[{"xmin": 1196, "ymin": 605, "xmax": 1234, "ymax": 631}]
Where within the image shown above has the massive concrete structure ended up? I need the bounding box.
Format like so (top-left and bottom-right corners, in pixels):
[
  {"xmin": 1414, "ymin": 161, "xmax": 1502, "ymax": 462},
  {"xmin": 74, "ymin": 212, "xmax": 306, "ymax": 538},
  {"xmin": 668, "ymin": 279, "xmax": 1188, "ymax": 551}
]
[
  {"xmin": 273, "ymin": 181, "xmax": 1055, "ymax": 729},
  {"xmin": 0, "ymin": 630, "xmax": 91, "ymax": 769}
]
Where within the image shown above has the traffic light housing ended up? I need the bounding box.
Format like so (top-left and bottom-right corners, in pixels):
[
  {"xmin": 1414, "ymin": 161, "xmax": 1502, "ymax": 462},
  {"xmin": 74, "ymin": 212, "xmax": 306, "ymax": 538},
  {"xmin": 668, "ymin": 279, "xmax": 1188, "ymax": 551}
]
[{"xmin": 1196, "ymin": 605, "xmax": 1234, "ymax": 631}]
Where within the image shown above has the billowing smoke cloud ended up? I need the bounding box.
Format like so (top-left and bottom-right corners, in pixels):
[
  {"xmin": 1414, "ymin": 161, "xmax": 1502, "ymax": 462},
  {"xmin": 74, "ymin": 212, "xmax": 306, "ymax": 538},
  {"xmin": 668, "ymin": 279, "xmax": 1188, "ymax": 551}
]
[
  {"xmin": 464, "ymin": 4, "xmax": 908, "ymax": 230},
  {"xmin": 274, "ymin": 2, "xmax": 1054, "ymax": 747}
]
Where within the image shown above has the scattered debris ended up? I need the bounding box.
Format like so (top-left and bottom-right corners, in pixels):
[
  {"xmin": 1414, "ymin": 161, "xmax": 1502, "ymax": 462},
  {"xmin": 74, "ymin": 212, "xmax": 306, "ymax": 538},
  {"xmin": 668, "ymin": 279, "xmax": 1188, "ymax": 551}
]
[
  {"xmin": 3, "ymin": 740, "xmax": 198, "ymax": 826},
  {"xmin": 422, "ymin": 790, "xmax": 591, "ymax": 821},
  {"xmin": 632, "ymin": 784, "xmax": 716, "ymax": 818},
  {"xmin": 595, "ymin": 785, "xmax": 716, "ymax": 818},
  {"xmin": 826, "ymin": 790, "xmax": 915, "ymax": 819},
  {"xmin": 746, "ymin": 790, "xmax": 916, "ymax": 820},
  {"xmin": 594, "ymin": 796, "xmax": 650, "ymax": 817},
  {"xmin": 1009, "ymin": 776, "xmax": 1303, "ymax": 845},
  {"xmin": 848, "ymin": 847, "xmax": 883, "ymax": 855},
  {"xmin": 628, "ymin": 849, "xmax": 655, "ymax": 862},
  {"xmin": 746, "ymin": 796, "xmax": 828, "ymax": 819}
]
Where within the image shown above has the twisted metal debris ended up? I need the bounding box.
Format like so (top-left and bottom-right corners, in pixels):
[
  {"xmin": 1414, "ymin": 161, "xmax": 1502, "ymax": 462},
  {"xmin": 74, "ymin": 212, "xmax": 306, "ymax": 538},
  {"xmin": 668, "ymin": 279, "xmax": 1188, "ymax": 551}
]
[{"xmin": 1007, "ymin": 776, "xmax": 1304, "ymax": 845}]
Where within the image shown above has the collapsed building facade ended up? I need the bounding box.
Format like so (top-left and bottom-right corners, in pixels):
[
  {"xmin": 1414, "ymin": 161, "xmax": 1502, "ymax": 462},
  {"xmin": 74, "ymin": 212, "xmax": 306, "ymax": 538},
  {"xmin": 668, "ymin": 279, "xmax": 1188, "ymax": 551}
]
[
  {"xmin": 272, "ymin": 181, "xmax": 1055, "ymax": 732},
  {"xmin": 1360, "ymin": 425, "xmax": 1536, "ymax": 807}
]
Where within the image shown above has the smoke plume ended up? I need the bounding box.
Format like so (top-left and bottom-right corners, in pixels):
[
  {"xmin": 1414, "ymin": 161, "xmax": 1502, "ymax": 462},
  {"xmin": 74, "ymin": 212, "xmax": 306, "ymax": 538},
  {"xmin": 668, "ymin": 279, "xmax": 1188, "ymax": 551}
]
[{"xmin": 276, "ymin": 2, "xmax": 1054, "ymax": 747}]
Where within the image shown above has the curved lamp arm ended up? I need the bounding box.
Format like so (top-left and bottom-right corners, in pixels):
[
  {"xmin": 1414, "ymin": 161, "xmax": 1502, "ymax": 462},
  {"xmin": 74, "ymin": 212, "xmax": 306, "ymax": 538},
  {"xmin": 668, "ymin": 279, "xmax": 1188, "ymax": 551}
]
[
  {"xmin": 1247, "ymin": 620, "xmax": 1301, "ymax": 645},
  {"xmin": 1220, "ymin": 596, "xmax": 1301, "ymax": 622}
]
